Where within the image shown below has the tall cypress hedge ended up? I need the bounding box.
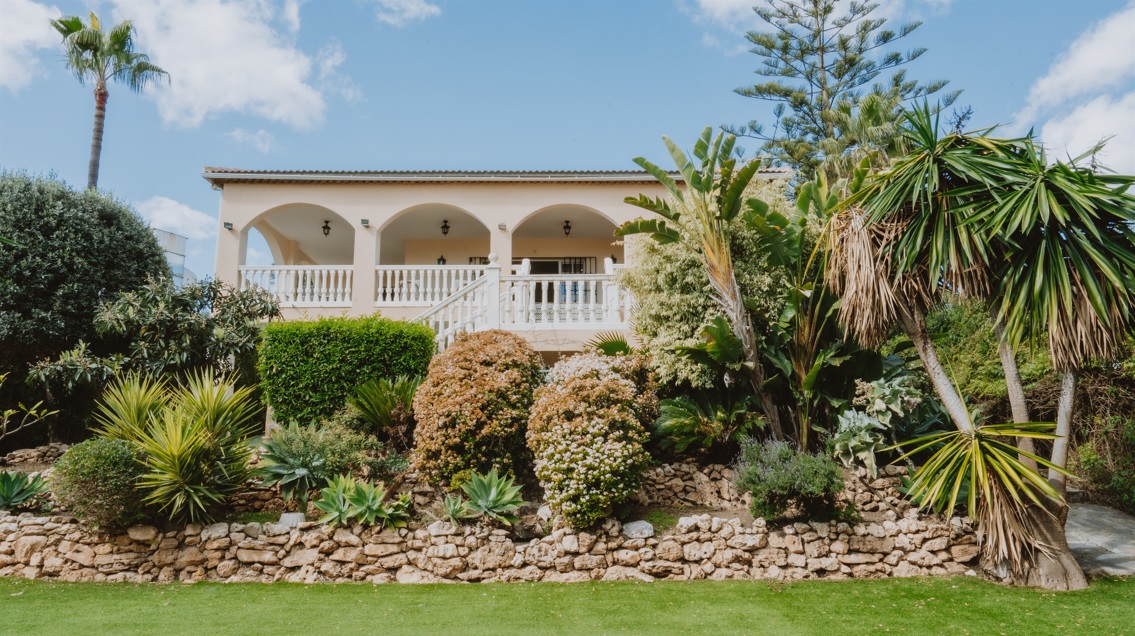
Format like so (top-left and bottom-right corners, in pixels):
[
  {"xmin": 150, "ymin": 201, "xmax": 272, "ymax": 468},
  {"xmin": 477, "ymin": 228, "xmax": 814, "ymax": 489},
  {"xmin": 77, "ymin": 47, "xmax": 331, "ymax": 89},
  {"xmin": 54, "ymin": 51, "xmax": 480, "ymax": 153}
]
[{"xmin": 258, "ymin": 316, "xmax": 435, "ymax": 424}]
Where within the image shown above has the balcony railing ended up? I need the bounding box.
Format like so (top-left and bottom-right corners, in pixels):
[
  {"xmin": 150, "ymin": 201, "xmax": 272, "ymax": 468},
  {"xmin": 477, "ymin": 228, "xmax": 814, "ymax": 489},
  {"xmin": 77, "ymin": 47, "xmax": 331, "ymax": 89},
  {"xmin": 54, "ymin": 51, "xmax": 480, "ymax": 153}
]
[
  {"xmin": 239, "ymin": 266, "xmax": 353, "ymax": 307},
  {"xmin": 375, "ymin": 265, "xmax": 486, "ymax": 306}
]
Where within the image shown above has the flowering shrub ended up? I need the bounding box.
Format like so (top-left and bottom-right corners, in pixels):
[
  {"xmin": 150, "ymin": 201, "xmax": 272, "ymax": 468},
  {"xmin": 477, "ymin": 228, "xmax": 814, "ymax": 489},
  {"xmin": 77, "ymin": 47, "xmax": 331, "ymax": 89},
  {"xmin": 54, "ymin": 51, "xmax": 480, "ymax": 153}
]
[
  {"xmin": 545, "ymin": 352, "xmax": 659, "ymax": 425},
  {"xmin": 528, "ymin": 368, "xmax": 651, "ymax": 529},
  {"xmin": 411, "ymin": 330, "xmax": 543, "ymax": 485}
]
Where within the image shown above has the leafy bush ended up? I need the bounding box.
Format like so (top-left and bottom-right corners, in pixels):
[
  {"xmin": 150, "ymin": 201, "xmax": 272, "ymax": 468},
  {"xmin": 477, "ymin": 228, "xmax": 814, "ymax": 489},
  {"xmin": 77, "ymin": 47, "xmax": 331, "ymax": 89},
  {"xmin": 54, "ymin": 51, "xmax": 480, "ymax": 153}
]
[
  {"xmin": 51, "ymin": 437, "xmax": 147, "ymax": 529},
  {"xmin": 734, "ymin": 439, "xmax": 847, "ymax": 522},
  {"xmin": 830, "ymin": 410, "xmax": 886, "ymax": 478},
  {"xmin": 459, "ymin": 468, "xmax": 525, "ymax": 525},
  {"xmin": 349, "ymin": 375, "xmax": 422, "ymax": 450},
  {"xmin": 411, "ymin": 330, "xmax": 543, "ymax": 485},
  {"xmin": 314, "ymin": 474, "xmax": 411, "ymax": 529},
  {"xmin": 0, "ymin": 372, "xmax": 57, "ymax": 445},
  {"xmin": 0, "ymin": 172, "xmax": 168, "ymax": 442},
  {"xmin": 655, "ymin": 394, "xmax": 763, "ymax": 453},
  {"xmin": 1076, "ymin": 412, "xmax": 1135, "ymax": 514},
  {"xmin": 258, "ymin": 421, "xmax": 385, "ymax": 510},
  {"xmin": 258, "ymin": 316, "xmax": 434, "ymax": 425},
  {"xmin": 0, "ymin": 471, "xmax": 47, "ymax": 510},
  {"xmin": 528, "ymin": 371, "xmax": 651, "ymax": 529},
  {"xmin": 95, "ymin": 371, "xmax": 260, "ymax": 524}
]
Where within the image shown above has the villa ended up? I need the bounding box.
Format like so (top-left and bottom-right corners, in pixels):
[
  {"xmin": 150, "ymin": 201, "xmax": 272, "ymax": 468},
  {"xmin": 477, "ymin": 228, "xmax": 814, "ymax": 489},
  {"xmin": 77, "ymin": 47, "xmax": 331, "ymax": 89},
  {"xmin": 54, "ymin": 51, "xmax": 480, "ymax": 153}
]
[{"xmin": 206, "ymin": 168, "xmax": 787, "ymax": 353}]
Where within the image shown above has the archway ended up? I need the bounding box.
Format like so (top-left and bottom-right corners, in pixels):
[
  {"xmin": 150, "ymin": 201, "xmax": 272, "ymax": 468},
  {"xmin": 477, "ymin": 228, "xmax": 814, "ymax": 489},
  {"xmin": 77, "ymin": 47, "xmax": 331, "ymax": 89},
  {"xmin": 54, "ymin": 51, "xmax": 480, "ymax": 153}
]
[
  {"xmin": 512, "ymin": 204, "xmax": 621, "ymax": 274},
  {"xmin": 380, "ymin": 204, "xmax": 489, "ymax": 266}
]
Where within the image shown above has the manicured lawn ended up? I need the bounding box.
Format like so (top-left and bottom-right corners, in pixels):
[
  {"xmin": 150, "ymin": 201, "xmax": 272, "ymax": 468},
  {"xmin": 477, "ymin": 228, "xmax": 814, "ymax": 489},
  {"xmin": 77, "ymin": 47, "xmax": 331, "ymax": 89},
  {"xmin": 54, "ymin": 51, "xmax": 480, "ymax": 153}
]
[{"xmin": 1, "ymin": 576, "xmax": 1131, "ymax": 635}]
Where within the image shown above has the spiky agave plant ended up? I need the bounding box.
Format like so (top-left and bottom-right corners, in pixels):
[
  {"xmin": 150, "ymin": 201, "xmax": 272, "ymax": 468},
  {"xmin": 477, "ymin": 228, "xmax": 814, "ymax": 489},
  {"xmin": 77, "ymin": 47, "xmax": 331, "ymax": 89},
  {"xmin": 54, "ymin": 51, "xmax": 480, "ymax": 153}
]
[{"xmin": 894, "ymin": 420, "xmax": 1072, "ymax": 578}]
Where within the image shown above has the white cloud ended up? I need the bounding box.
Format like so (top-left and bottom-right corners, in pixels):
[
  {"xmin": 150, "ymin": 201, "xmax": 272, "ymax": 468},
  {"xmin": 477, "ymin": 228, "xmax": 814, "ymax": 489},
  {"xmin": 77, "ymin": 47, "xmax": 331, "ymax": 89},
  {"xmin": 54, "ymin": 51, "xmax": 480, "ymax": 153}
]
[
  {"xmin": 317, "ymin": 40, "xmax": 362, "ymax": 102},
  {"xmin": 282, "ymin": 0, "xmax": 304, "ymax": 32},
  {"xmin": 1040, "ymin": 92, "xmax": 1135, "ymax": 174},
  {"xmin": 0, "ymin": 0, "xmax": 61, "ymax": 92},
  {"xmin": 227, "ymin": 128, "xmax": 276, "ymax": 152},
  {"xmin": 110, "ymin": 0, "xmax": 326, "ymax": 129},
  {"xmin": 136, "ymin": 196, "xmax": 218, "ymax": 241},
  {"xmin": 682, "ymin": 0, "xmax": 950, "ymax": 37},
  {"xmin": 370, "ymin": 0, "xmax": 441, "ymax": 27},
  {"xmin": 1016, "ymin": 3, "xmax": 1135, "ymax": 125}
]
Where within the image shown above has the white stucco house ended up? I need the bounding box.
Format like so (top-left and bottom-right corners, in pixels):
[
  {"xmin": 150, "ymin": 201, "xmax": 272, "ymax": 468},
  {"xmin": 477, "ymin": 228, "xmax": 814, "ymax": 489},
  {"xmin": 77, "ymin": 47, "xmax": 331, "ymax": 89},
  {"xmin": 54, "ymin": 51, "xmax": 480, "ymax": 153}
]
[{"xmin": 206, "ymin": 167, "xmax": 787, "ymax": 353}]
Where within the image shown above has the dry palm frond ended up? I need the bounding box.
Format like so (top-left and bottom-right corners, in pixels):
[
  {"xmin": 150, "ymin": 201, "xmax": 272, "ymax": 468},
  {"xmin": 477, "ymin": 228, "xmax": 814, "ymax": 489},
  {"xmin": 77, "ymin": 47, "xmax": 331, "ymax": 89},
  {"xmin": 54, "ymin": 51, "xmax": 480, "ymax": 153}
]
[
  {"xmin": 1044, "ymin": 273, "xmax": 1130, "ymax": 372},
  {"xmin": 825, "ymin": 208, "xmax": 901, "ymax": 348}
]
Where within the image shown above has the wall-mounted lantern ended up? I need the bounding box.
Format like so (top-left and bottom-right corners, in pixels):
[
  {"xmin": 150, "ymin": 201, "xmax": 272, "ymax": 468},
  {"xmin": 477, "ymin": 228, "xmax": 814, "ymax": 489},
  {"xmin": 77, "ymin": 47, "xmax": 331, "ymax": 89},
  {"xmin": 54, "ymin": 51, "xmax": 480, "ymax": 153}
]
[
  {"xmin": 361, "ymin": 218, "xmax": 370, "ymax": 228},
  {"xmin": 437, "ymin": 255, "xmax": 447, "ymax": 265},
  {"xmin": 322, "ymin": 220, "xmax": 331, "ymax": 237},
  {"xmin": 563, "ymin": 220, "xmax": 571, "ymax": 236},
  {"xmin": 441, "ymin": 219, "xmax": 450, "ymax": 236},
  {"xmin": 223, "ymin": 222, "xmax": 234, "ymax": 231}
]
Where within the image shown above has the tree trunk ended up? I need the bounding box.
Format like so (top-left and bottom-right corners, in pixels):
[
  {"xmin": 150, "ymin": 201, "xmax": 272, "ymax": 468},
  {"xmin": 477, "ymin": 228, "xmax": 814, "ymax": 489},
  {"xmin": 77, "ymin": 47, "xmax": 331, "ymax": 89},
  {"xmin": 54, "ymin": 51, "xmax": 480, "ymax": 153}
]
[
  {"xmin": 1048, "ymin": 370, "xmax": 1076, "ymax": 496},
  {"xmin": 982, "ymin": 496, "xmax": 1089, "ymax": 590},
  {"xmin": 88, "ymin": 83, "xmax": 108, "ymax": 190},
  {"xmin": 993, "ymin": 322, "xmax": 1036, "ymax": 470},
  {"xmin": 896, "ymin": 306, "xmax": 972, "ymax": 433}
]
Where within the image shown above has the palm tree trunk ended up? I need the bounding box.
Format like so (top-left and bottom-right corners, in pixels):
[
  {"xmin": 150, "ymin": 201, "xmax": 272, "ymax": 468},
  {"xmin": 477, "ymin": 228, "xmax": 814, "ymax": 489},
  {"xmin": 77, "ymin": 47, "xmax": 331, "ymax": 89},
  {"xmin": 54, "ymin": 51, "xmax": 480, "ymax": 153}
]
[
  {"xmin": 993, "ymin": 322, "xmax": 1037, "ymax": 470},
  {"xmin": 1048, "ymin": 370, "xmax": 1076, "ymax": 496},
  {"xmin": 896, "ymin": 305, "xmax": 972, "ymax": 433},
  {"xmin": 986, "ymin": 496, "xmax": 1089, "ymax": 590},
  {"xmin": 88, "ymin": 82, "xmax": 108, "ymax": 190}
]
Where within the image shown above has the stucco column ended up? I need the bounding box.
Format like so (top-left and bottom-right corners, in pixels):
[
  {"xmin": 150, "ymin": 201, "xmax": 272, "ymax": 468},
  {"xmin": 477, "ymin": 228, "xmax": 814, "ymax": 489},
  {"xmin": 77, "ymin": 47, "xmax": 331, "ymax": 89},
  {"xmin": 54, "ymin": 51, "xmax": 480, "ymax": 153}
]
[
  {"xmin": 214, "ymin": 221, "xmax": 243, "ymax": 288},
  {"xmin": 351, "ymin": 224, "xmax": 378, "ymax": 315},
  {"xmin": 491, "ymin": 228, "xmax": 513, "ymax": 272}
]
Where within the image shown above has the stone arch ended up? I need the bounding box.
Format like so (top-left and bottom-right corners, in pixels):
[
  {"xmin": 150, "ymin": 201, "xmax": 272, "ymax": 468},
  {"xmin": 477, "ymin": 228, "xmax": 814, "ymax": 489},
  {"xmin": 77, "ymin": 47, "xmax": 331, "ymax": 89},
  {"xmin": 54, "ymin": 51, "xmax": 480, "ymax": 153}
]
[
  {"xmin": 242, "ymin": 203, "xmax": 355, "ymax": 266},
  {"xmin": 379, "ymin": 203, "xmax": 490, "ymax": 266}
]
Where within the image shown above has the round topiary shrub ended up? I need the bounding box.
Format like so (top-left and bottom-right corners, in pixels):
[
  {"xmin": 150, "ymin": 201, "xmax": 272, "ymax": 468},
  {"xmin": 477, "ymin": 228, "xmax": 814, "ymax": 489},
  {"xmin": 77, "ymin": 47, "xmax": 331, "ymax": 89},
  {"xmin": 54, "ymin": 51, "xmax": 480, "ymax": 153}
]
[
  {"xmin": 51, "ymin": 437, "xmax": 147, "ymax": 529},
  {"xmin": 528, "ymin": 360, "xmax": 651, "ymax": 529},
  {"xmin": 411, "ymin": 330, "xmax": 543, "ymax": 485}
]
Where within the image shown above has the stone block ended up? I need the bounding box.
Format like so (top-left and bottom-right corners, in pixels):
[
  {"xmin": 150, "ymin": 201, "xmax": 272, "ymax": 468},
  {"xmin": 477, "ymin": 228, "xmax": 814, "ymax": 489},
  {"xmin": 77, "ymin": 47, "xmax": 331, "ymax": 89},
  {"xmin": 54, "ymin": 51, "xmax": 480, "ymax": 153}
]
[{"xmin": 621, "ymin": 520, "xmax": 654, "ymax": 539}]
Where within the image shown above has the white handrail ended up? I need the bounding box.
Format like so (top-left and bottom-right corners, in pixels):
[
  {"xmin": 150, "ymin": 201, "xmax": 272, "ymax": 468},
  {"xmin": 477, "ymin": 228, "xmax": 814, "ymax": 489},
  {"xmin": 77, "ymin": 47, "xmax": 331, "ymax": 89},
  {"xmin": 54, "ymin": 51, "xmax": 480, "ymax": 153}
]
[
  {"xmin": 239, "ymin": 265, "xmax": 353, "ymax": 307},
  {"xmin": 416, "ymin": 275, "xmax": 491, "ymax": 350},
  {"xmin": 499, "ymin": 273, "xmax": 630, "ymax": 327},
  {"xmin": 375, "ymin": 265, "xmax": 486, "ymax": 306}
]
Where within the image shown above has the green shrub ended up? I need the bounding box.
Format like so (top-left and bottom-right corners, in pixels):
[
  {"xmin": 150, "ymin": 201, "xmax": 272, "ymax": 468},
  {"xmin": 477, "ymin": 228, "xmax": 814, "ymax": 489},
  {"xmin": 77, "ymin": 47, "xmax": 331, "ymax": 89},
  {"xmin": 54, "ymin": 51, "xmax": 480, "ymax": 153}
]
[
  {"xmin": 411, "ymin": 330, "xmax": 543, "ymax": 485},
  {"xmin": 0, "ymin": 471, "xmax": 47, "ymax": 510},
  {"xmin": 459, "ymin": 468, "xmax": 525, "ymax": 526},
  {"xmin": 528, "ymin": 370, "xmax": 651, "ymax": 529},
  {"xmin": 51, "ymin": 437, "xmax": 147, "ymax": 529},
  {"xmin": 258, "ymin": 421, "xmax": 384, "ymax": 510},
  {"xmin": 734, "ymin": 439, "xmax": 847, "ymax": 522},
  {"xmin": 96, "ymin": 371, "xmax": 260, "ymax": 524},
  {"xmin": 655, "ymin": 394, "xmax": 763, "ymax": 454},
  {"xmin": 258, "ymin": 316, "xmax": 434, "ymax": 425},
  {"xmin": 0, "ymin": 172, "xmax": 169, "ymax": 441}
]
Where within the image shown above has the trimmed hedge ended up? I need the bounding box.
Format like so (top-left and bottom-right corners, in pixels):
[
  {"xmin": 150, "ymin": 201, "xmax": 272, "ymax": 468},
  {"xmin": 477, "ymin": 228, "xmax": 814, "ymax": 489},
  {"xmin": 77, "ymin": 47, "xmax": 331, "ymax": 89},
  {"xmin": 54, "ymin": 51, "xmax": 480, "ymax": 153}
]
[{"xmin": 258, "ymin": 316, "xmax": 435, "ymax": 424}]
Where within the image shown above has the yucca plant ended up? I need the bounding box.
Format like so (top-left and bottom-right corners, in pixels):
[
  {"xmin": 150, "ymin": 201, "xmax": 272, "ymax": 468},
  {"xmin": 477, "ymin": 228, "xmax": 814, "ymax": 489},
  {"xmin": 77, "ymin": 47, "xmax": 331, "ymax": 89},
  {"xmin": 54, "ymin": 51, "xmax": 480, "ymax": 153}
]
[
  {"xmin": 0, "ymin": 471, "xmax": 47, "ymax": 510},
  {"xmin": 314, "ymin": 474, "xmax": 357, "ymax": 527},
  {"xmin": 894, "ymin": 421, "xmax": 1072, "ymax": 579},
  {"xmin": 100, "ymin": 370, "xmax": 260, "ymax": 524},
  {"xmin": 459, "ymin": 468, "xmax": 524, "ymax": 525}
]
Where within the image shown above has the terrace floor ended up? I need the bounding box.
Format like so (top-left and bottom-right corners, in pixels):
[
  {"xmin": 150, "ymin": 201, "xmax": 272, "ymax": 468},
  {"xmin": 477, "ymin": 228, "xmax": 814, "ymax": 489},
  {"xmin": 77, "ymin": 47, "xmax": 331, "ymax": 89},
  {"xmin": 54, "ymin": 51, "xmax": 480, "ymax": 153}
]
[{"xmin": 1067, "ymin": 503, "xmax": 1135, "ymax": 576}]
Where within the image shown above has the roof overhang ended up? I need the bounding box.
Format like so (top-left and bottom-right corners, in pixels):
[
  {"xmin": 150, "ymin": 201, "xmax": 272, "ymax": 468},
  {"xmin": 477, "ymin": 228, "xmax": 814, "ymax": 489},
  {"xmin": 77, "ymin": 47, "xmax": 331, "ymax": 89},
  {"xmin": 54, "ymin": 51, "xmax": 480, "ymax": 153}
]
[{"xmin": 201, "ymin": 168, "xmax": 793, "ymax": 189}]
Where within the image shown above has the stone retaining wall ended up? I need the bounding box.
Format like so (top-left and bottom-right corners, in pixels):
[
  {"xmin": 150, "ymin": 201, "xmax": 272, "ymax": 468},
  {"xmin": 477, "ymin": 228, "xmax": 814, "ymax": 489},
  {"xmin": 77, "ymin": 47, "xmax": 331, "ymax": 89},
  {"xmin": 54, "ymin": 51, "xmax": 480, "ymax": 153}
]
[{"xmin": 0, "ymin": 473, "xmax": 979, "ymax": 584}]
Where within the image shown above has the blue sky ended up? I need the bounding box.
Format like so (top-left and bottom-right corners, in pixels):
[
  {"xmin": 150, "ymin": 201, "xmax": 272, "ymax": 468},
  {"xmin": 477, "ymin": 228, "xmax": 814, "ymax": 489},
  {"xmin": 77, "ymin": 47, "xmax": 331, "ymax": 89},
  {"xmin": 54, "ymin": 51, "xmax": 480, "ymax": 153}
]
[{"xmin": 2, "ymin": 0, "xmax": 1133, "ymax": 279}]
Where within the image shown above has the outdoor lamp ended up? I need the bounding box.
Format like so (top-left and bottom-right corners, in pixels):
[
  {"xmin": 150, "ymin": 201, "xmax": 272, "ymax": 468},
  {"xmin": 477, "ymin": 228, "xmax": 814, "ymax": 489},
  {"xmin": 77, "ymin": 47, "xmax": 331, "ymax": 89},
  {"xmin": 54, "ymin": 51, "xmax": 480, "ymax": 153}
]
[
  {"xmin": 361, "ymin": 218, "xmax": 370, "ymax": 228},
  {"xmin": 563, "ymin": 220, "xmax": 571, "ymax": 236},
  {"xmin": 322, "ymin": 220, "xmax": 331, "ymax": 237},
  {"xmin": 441, "ymin": 219, "xmax": 450, "ymax": 236},
  {"xmin": 223, "ymin": 222, "xmax": 234, "ymax": 231},
  {"xmin": 437, "ymin": 255, "xmax": 447, "ymax": 265}
]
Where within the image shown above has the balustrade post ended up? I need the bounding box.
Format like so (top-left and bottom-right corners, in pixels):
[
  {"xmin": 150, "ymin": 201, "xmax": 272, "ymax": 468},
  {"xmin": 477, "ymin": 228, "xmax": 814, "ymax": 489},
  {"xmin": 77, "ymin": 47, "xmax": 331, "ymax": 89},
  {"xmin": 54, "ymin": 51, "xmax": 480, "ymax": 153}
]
[
  {"xmin": 351, "ymin": 223, "xmax": 377, "ymax": 314},
  {"xmin": 485, "ymin": 253, "xmax": 501, "ymax": 330}
]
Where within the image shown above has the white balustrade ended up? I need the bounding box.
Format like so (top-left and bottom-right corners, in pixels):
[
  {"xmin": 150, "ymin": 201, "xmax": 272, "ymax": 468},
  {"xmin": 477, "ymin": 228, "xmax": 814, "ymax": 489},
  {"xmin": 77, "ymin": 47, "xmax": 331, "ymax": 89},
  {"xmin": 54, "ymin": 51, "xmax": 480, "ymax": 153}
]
[
  {"xmin": 499, "ymin": 274, "xmax": 630, "ymax": 328},
  {"xmin": 375, "ymin": 265, "xmax": 487, "ymax": 306},
  {"xmin": 239, "ymin": 266, "xmax": 353, "ymax": 307}
]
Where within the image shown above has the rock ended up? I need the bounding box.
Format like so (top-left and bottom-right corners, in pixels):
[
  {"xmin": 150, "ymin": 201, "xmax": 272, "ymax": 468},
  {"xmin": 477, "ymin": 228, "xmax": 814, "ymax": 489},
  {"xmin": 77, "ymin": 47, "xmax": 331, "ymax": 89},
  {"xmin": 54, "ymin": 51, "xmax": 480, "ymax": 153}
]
[
  {"xmin": 215, "ymin": 560, "xmax": 239, "ymax": 577},
  {"xmin": 675, "ymin": 516, "xmax": 700, "ymax": 534},
  {"xmin": 542, "ymin": 570, "xmax": 592, "ymax": 583},
  {"xmin": 174, "ymin": 547, "xmax": 207, "ymax": 569},
  {"xmin": 467, "ymin": 542, "xmax": 515, "ymax": 571},
  {"xmin": 333, "ymin": 528, "xmax": 362, "ymax": 546},
  {"xmin": 278, "ymin": 513, "xmax": 306, "ymax": 528},
  {"xmin": 621, "ymin": 520, "xmax": 654, "ymax": 539},
  {"xmin": 922, "ymin": 537, "xmax": 949, "ymax": 552},
  {"xmin": 364, "ymin": 543, "xmax": 402, "ymax": 557},
  {"xmin": 330, "ymin": 547, "xmax": 364, "ymax": 563},
  {"xmin": 14, "ymin": 536, "xmax": 47, "ymax": 564},
  {"xmin": 573, "ymin": 554, "xmax": 606, "ymax": 570},
  {"xmin": 395, "ymin": 565, "xmax": 448, "ymax": 584},
  {"xmin": 427, "ymin": 521, "xmax": 458, "ymax": 537},
  {"xmin": 199, "ymin": 523, "xmax": 229, "ymax": 542},
  {"xmin": 65, "ymin": 545, "xmax": 95, "ymax": 567},
  {"xmin": 281, "ymin": 549, "xmax": 320, "ymax": 568},
  {"xmin": 536, "ymin": 505, "xmax": 553, "ymax": 522},
  {"xmin": 600, "ymin": 565, "xmax": 654, "ymax": 582},
  {"xmin": 949, "ymin": 543, "xmax": 980, "ymax": 563},
  {"xmin": 891, "ymin": 561, "xmax": 923, "ymax": 577},
  {"xmin": 560, "ymin": 534, "xmax": 579, "ymax": 553},
  {"xmin": 127, "ymin": 526, "xmax": 158, "ymax": 542},
  {"xmin": 236, "ymin": 549, "xmax": 279, "ymax": 565},
  {"xmin": 613, "ymin": 549, "xmax": 641, "ymax": 566},
  {"xmin": 655, "ymin": 540, "xmax": 684, "ymax": 561}
]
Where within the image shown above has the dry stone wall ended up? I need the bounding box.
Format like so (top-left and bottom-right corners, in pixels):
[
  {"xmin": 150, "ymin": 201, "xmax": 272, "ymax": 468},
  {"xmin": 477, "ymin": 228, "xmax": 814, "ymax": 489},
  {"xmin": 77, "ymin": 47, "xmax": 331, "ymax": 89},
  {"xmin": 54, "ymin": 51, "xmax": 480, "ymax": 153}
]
[{"xmin": 0, "ymin": 471, "xmax": 979, "ymax": 584}]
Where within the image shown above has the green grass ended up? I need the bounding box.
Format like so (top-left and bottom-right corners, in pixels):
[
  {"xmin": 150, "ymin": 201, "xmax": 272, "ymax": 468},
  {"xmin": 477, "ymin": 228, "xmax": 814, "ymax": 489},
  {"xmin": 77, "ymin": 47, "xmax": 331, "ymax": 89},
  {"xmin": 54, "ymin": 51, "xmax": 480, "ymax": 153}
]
[
  {"xmin": 642, "ymin": 510, "xmax": 678, "ymax": 534},
  {"xmin": 229, "ymin": 510, "xmax": 280, "ymax": 525},
  {"xmin": 1, "ymin": 576, "xmax": 1131, "ymax": 635}
]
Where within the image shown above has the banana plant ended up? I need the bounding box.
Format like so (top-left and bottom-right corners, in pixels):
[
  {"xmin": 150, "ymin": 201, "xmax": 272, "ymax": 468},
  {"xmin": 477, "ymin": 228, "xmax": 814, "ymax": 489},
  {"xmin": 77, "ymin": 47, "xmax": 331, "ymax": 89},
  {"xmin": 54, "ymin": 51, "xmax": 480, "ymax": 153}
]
[{"xmin": 619, "ymin": 126, "xmax": 785, "ymax": 438}]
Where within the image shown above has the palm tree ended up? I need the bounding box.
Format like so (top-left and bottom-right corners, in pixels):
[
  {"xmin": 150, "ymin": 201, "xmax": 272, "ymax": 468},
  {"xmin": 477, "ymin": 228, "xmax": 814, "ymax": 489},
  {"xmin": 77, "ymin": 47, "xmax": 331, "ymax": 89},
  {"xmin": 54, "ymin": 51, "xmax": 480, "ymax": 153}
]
[
  {"xmin": 51, "ymin": 13, "xmax": 168, "ymax": 190},
  {"xmin": 824, "ymin": 105, "xmax": 1123, "ymax": 589}
]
